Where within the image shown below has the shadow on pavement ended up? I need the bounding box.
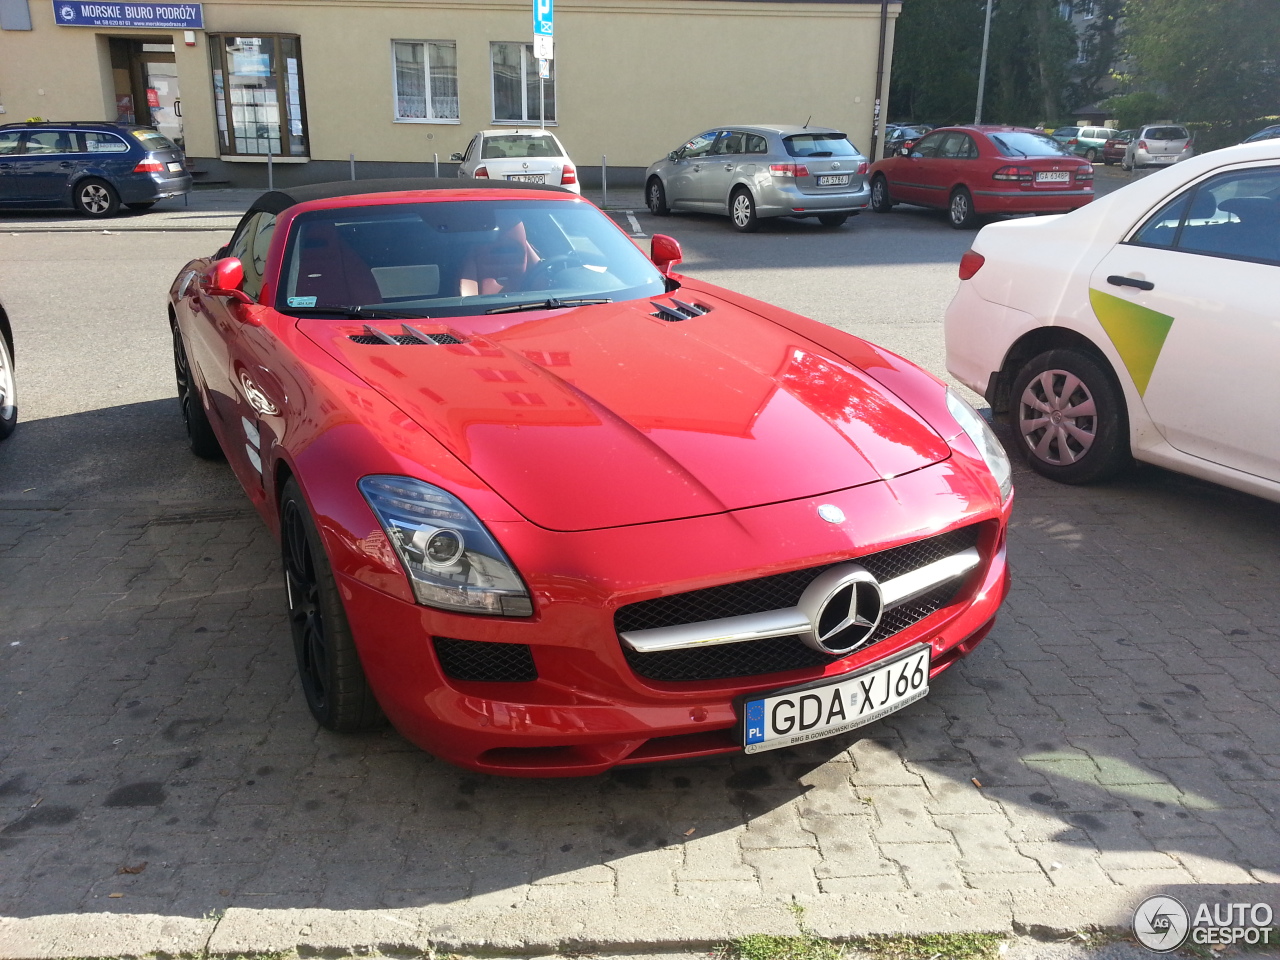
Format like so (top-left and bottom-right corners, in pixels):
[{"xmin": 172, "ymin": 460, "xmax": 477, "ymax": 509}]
[{"xmin": 0, "ymin": 405, "xmax": 1277, "ymax": 918}]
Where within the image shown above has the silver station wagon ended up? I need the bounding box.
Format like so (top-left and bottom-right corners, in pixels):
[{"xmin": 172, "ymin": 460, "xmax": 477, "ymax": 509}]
[{"xmin": 644, "ymin": 124, "xmax": 870, "ymax": 232}]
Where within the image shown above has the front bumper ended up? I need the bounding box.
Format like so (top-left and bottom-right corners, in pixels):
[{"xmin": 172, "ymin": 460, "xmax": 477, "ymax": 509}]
[
  {"xmin": 755, "ymin": 180, "xmax": 871, "ymax": 218},
  {"xmin": 341, "ymin": 456, "xmax": 1012, "ymax": 776}
]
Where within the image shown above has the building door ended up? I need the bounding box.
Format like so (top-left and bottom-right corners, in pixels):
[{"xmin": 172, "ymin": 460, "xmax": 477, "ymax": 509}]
[{"xmin": 109, "ymin": 38, "xmax": 183, "ymax": 148}]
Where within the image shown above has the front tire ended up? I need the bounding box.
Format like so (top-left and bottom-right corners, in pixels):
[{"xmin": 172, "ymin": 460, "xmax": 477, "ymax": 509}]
[
  {"xmin": 948, "ymin": 187, "xmax": 977, "ymax": 229},
  {"xmin": 280, "ymin": 478, "xmax": 386, "ymax": 734},
  {"xmin": 73, "ymin": 178, "xmax": 120, "ymax": 218},
  {"xmin": 646, "ymin": 177, "xmax": 669, "ymax": 216},
  {"xmin": 1084, "ymin": 148, "xmax": 1098, "ymax": 162},
  {"xmin": 870, "ymin": 175, "xmax": 895, "ymax": 213},
  {"xmin": 817, "ymin": 213, "xmax": 848, "ymax": 228},
  {"xmin": 0, "ymin": 331, "xmax": 16, "ymax": 441},
  {"xmin": 729, "ymin": 188, "xmax": 759, "ymax": 232},
  {"xmin": 172, "ymin": 324, "xmax": 223, "ymax": 460},
  {"xmin": 1010, "ymin": 349, "xmax": 1130, "ymax": 484}
]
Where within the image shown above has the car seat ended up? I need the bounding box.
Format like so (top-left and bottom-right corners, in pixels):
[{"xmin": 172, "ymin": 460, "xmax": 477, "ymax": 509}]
[
  {"xmin": 290, "ymin": 221, "xmax": 382, "ymax": 306},
  {"xmin": 458, "ymin": 221, "xmax": 541, "ymax": 297}
]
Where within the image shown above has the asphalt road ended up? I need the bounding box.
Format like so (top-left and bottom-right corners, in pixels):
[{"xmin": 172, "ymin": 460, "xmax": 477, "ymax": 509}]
[{"xmin": 1, "ymin": 168, "xmax": 1277, "ymax": 957}]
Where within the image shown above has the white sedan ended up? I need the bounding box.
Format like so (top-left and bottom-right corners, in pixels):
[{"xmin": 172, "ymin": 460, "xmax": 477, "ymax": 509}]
[
  {"xmin": 452, "ymin": 129, "xmax": 580, "ymax": 194},
  {"xmin": 945, "ymin": 138, "xmax": 1280, "ymax": 502}
]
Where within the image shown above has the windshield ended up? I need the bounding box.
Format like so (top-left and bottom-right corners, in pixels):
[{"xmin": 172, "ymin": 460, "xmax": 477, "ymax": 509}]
[
  {"xmin": 989, "ymin": 132, "xmax": 1071, "ymax": 158},
  {"xmin": 131, "ymin": 129, "xmax": 176, "ymax": 151},
  {"xmin": 783, "ymin": 133, "xmax": 860, "ymax": 158},
  {"xmin": 481, "ymin": 135, "xmax": 563, "ymax": 159},
  {"xmin": 277, "ymin": 199, "xmax": 666, "ymax": 317}
]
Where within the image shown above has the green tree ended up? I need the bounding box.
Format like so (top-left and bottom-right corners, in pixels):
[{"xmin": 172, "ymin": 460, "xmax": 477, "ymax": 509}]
[
  {"xmin": 1122, "ymin": 0, "xmax": 1280, "ymax": 122},
  {"xmin": 1067, "ymin": 0, "xmax": 1124, "ymax": 111}
]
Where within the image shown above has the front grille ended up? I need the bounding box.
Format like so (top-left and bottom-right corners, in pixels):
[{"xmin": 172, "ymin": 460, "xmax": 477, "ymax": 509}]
[
  {"xmin": 434, "ymin": 637, "xmax": 537, "ymax": 682},
  {"xmin": 616, "ymin": 525, "xmax": 983, "ymax": 683}
]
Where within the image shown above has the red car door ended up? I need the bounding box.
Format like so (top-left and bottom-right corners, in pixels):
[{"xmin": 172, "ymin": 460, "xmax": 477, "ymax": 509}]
[{"xmin": 888, "ymin": 130, "xmax": 947, "ymax": 205}]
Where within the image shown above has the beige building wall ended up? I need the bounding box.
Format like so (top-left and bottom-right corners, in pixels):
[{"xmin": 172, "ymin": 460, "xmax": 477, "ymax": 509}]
[{"xmin": 0, "ymin": 0, "xmax": 899, "ymax": 176}]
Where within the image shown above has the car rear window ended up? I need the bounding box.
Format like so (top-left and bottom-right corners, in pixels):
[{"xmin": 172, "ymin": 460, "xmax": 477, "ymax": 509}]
[
  {"xmin": 1145, "ymin": 127, "xmax": 1189, "ymax": 141},
  {"xmin": 988, "ymin": 132, "xmax": 1070, "ymax": 158},
  {"xmin": 481, "ymin": 135, "xmax": 563, "ymax": 159},
  {"xmin": 783, "ymin": 133, "xmax": 859, "ymax": 158},
  {"xmin": 131, "ymin": 129, "xmax": 176, "ymax": 151}
]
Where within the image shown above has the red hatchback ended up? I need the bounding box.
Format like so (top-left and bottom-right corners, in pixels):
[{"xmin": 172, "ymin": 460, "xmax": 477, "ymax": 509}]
[
  {"xmin": 868, "ymin": 125, "xmax": 1094, "ymax": 228},
  {"xmin": 168, "ymin": 179, "xmax": 1013, "ymax": 776}
]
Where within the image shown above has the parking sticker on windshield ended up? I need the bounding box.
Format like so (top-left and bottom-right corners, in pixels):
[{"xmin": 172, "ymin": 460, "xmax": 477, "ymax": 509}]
[{"xmin": 288, "ymin": 296, "xmax": 318, "ymax": 307}]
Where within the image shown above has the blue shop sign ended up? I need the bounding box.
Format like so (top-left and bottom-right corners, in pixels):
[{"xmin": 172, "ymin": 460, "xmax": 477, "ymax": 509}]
[{"xmin": 54, "ymin": 0, "xmax": 203, "ymax": 28}]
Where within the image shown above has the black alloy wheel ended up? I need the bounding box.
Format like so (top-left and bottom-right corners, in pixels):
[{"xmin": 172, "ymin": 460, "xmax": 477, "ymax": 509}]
[
  {"xmin": 280, "ymin": 478, "xmax": 385, "ymax": 733},
  {"xmin": 646, "ymin": 177, "xmax": 669, "ymax": 216},
  {"xmin": 73, "ymin": 178, "xmax": 120, "ymax": 218},
  {"xmin": 1010, "ymin": 348, "xmax": 1131, "ymax": 484},
  {"xmin": 171, "ymin": 324, "xmax": 223, "ymax": 460}
]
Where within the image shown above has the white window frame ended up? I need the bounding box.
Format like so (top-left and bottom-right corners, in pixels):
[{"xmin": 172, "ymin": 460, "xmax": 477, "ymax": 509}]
[
  {"xmin": 391, "ymin": 39, "xmax": 461, "ymax": 124},
  {"xmin": 489, "ymin": 41, "xmax": 557, "ymax": 126}
]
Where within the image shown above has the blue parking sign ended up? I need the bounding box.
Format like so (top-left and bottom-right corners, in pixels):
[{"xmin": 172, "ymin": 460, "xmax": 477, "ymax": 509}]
[{"xmin": 534, "ymin": 0, "xmax": 552, "ymax": 36}]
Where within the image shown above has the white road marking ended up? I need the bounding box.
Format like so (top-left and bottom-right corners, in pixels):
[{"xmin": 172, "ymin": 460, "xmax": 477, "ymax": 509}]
[{"xmin": 625, "ymin": 211, "xmax": 646, "ymax": 237}]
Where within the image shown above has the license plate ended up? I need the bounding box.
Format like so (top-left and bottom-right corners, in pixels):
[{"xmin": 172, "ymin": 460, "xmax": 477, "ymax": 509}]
[
  {"xmin": 1035, "ymin": 171, "xmax": 1070, "ymax": 182},
  {"xmin": 507, "ymin": 174, "xmax": 546, "ymax": 183},
  {"xmin": 817, "ymin": 174, "xmax": 851, "ymax": 186},
  {"xmin": 742, "ymin": 644, "xmax": 930, "ymax": 753},
  {"xmin": 167, "ymin": 162, "xmax": 184, "ymax": 172}
]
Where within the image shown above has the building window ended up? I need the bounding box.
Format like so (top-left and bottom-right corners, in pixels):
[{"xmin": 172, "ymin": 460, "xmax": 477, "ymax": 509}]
[
  {"xmin": 208, "ymin": 34, "xmax": 308, "ymax": 157},
  {"xmin": 393, "ymin": 41, "xmax": 459, "ymax": 122},
  {"xmin": 491, "ymin": 42, "xmax": 555, "ymax": 124}
]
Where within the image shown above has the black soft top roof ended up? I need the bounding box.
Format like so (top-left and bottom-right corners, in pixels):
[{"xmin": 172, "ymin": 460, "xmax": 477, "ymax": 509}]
[{"xmin": 247, "ymin": 177, "xmax": 573, "ymax": 216}]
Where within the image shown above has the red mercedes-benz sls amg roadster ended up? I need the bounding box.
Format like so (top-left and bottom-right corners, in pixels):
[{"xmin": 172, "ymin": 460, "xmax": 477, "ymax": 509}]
[{"xmin": 168, "ymin": 178, "xmax": 1012, "ymax": 776}]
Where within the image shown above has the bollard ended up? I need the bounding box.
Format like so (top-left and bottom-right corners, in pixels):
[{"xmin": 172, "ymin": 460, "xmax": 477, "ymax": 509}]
[
  {"xmin": 350, "ymin": 153, "xmax": 356, "ymax": 180},
  {"xmin": 267, "ymin": 149, "xmax": 274, "ymax": 191},
  {"xmin": 434, "ymin": 153, "xmax": 439, "ymax": 177},
  {"xmin": 601, "ymin": 155, "xmax": 608, "ymax": 209}
]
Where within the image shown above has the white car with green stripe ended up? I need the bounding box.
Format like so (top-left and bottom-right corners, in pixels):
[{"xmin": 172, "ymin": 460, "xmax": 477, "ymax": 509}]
[{"xmin": 945, "ymin": 138, "xmax": 1280, "ymax": 502}]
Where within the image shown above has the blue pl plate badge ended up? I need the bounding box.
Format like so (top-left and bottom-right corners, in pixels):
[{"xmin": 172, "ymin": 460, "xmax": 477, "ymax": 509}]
[{"xmin": 287, "ymin": 296, "xmax": 317, "ymax": 307}]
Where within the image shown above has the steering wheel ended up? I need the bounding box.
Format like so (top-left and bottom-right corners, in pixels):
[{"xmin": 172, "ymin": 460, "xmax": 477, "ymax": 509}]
[{"xmin": 522, "ymin": 253, "xmax": 586, "ymax": 290}]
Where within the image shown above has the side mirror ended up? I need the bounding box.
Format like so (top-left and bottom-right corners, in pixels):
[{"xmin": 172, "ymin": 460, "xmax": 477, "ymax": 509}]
[
  {"xmin": 651, "ymin": 234, "xmax": 682, "ymax": 275},
  {"xmin": 207, "ymin": 257, "xmax": 253, "ymax": 303},
  {"xmin": 450, "ymin": 152, "xmax": 464, "ymax": 162},
  {"xmin": 899, "ymin": 147, "xmax": 910, "ymax": 156},
  {"xmin": 668, "ymin": 151, "xmax": 681, "ymax": 162}
]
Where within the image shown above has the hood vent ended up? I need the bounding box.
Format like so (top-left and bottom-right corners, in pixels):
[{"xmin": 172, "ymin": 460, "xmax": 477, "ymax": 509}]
[
  {"xmin": 349, "ymin": 324, "xmax": 466, "ymax": 346},
  {"xmin": 651, "ymin": 298, "xmax": 711, "ymax": 323}
]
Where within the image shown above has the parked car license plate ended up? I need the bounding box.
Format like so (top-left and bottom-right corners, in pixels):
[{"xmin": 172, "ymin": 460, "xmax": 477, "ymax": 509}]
[
  {"xmin": 1035, "ymin": 171, "xmax": 1070, "ymax": 182},
  {"xmin": 507, "ymin": 174, "xmax": 546, "ymax": 183},
  {"xmin": 742, "ymin": 644, "xmax": 930, "ymax": 753},
  {"xmin": 167, "ymin": 162, "xmax": 184, "ymax": 172},
  {"xmin": 817, "ymin": 174, "xmax": 851, "ymax": 186}
]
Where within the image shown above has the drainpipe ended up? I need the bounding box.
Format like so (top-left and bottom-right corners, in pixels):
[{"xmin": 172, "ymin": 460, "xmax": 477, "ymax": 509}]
[{"xmin": 869, "ymin": 0, "xmax": 890, "ymax": 162}]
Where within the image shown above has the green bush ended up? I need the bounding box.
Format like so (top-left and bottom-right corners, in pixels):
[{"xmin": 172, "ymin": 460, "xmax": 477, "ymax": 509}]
[{"xmin": 1185, "ymin": 116, "xmax": 1280, "ymax": 152}]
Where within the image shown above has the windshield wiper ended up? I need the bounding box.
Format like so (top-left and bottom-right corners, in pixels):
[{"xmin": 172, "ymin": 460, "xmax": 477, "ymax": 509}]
[
  {"xmin": 286, "ymin": 305, "xmax": 433, "ymax": 320},
  {"xmin": 486, "ymin": 297, "xmax": 612, "ymax": 315}
]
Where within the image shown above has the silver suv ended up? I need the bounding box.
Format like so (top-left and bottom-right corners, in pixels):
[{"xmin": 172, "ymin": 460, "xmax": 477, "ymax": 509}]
[
  {"xmin": 644, "ymin": 125, "xmax": 870, "ymax": 232},
  {"xmin": 1123, "ymin": 124, "xmax": 1194, "ymax": 170}
]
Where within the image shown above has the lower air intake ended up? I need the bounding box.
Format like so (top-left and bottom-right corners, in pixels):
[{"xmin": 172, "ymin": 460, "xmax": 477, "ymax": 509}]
[{"xmin": 434, "ymin": 637, "xmax": 537, "ymax": 682}]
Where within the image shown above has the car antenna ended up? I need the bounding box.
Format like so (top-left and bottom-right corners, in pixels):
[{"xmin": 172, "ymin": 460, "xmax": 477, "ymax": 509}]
[{"xmin": 803, "ymin": 115, "xmax": 812, "ymax": 129}]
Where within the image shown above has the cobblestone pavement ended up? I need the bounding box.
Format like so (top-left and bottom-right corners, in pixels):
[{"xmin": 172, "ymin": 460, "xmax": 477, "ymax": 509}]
[{"xmin": 0, "ymin": 209, "xmax": 1277, "ymax": 953}]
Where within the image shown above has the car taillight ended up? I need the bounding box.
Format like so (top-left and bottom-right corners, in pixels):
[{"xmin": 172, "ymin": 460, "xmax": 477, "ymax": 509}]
[
  {"xmin": 474, "ymin": 165, "xmax": 489, "ymax": 178},
  {"xmin": 1067, "ymin": 138, "xmax": 1078, "ymax": 145},
  {"xmin": 992, "ymin": 165, "xmax": 1034, "ymax": 181},
  {"xmin": 1138, "ymin": 140, "xmax": 1148, "ymax": 151},
  {"xmin": 1183, "ymin": 138, "xmax": 1194, "ymax": 150},
  {"xmin": 1075, "ymin": 165, "xmax": 1094, "ymax": 180},
  {"xmin": 769, "ymin": 163, "xmax": 809, "ymax": 177},
  {"xmin": 132, "ymin": 159, "xmax": 165, "ymax": 173},
  {"xmin": 560, "ymin": 164, "xmax": 576, "ymax": 185},
  {"xmin": 856, "ymin": 161, "xmax": 869, "ymax": 175},
  {"xmin": 958, "ymin": 250, "xmax": 985, "ymax": 281}
]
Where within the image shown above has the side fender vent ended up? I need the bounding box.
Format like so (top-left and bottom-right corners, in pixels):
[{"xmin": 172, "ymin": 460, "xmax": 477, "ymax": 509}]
[
  {"xmin": 651, "ymin": 298, "xmax": 712, "ymax": 322},
  {"xmin": 349, "ymin": 324, "xmax": 467, "ymax": 346}
]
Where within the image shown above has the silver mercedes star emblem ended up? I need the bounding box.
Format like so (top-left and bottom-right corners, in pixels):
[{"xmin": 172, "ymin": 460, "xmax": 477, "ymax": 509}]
[
  {"xmin": 796, "ymin": 564, "xmax": 885, "ymax": 655},
  {"xmin": 818, "ymin": 504, "xmax": 845, "ymax": 523}
]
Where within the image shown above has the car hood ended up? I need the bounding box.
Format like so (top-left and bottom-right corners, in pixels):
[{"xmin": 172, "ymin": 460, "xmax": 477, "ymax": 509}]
[{"xmin": 302, "ymin": 298, "xmax": 951, "ymax": 531}]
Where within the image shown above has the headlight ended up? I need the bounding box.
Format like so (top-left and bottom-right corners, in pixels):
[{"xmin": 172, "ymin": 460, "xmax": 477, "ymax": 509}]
[
  {"xmin": 359, "ymin": 475, "xmax": 534, "ymax": 617},
  {"xmin": 945, "ymin": 389, "xmax": 1013, "ymax": 502}
]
